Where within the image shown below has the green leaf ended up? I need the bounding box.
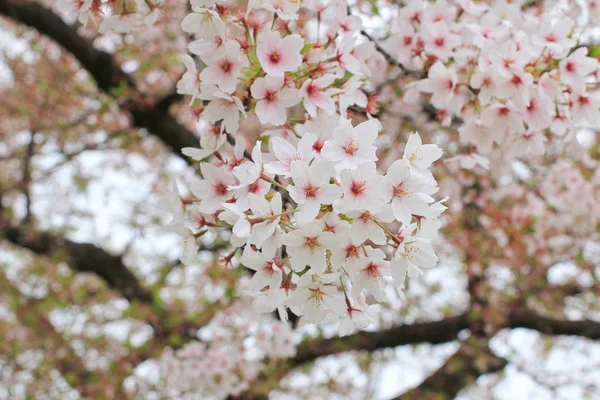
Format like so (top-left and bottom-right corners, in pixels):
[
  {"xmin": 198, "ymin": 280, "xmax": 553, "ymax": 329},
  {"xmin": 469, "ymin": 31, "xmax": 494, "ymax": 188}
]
[
  {"xmin": 301, "ymin": 42, "xmax": 315, "ymax": 55},
  {"xmin": 588, "ymin": 45, "xmax": 600, "ymax": 58}
]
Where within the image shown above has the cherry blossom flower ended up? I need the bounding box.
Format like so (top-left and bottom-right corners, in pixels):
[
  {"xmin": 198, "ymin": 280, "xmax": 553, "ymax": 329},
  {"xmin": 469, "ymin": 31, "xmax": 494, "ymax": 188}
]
[
  {"xmin": 247, "ymin": 193, "xmax": 283, "ymax": 252},
  {"xmin": 181, "ymin": 7, "xmax": 225, "ymax": 39},
  {"xmin": 348, "ymin": 247, "xmax": 391, "ymax": 302},
  {"xmin": 559, "ymin": 48, "xmax": 599, "ymax": 92},
  {"xmin": 335, "ymin": 162, "xmax": 383, "ymax": 213},
  {"xmin": 403, "ymin": 132, "xmax": 443, "ymax": 180},
  {"xmin": 288, "ymin": 160, "xmax": 341, "ymax": 223},
  {"xmin": 242, "ymin": 249, "xmax": 286, "ymax": 293},
  {"xmin": 383, "ymin": 159, "xmax": 437, "ymax": 225},
  {"xmin": 391, "ymin": 235, "xmax": 438, "ymax": 287},
  {"xmin": 256, "ymin": 31, "xmax": 304, "ymax": 76},
  {"xmin": 190, "ymin": 163, "xmax": 235, "ymax": 214},
  {"xmin": 177, "ymin": 55, "xmax": 200, "ymax": 105},
  {"xmin": 419, "ymin": 61, "xmax": 458, "ymax": 109},
  {"xmin": 338, "ymin": 293, "xmax": 380, "ymax": 336},
  {"xmin": 200, "ymin": 86, "xmax": 246, "ymax": 133},
  {"xmin": 285, "ymin": 272, "xmax": 346, "ymax": 326},
  {"xmin": 299, "ymin": 74, "xmax": 337, "ymax": 117},
  {"xmin": 321, "ymin": 119, "xmax": 378, "ymax": 170},
  {"xmin": 281, "ymin": 222, "xmax": 338, "ymax": 273},
  {"xmin": 200, "ymin": 41, "xmax": 248, "ymax": 94},
  {"xmin": 264, "ymin": 133, "xmax": 317, "ymax": 177},
  {"xmin": 251, "ymin": 75, "xmax": 300, "ymax": 126}
]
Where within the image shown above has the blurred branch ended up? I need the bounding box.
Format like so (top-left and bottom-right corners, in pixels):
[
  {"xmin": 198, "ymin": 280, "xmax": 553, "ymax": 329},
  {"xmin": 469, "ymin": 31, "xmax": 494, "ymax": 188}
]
[
  {"xmin": 361, "ymin": 30, "xmax": 422, "ymax": 78},
  {"xmin": 509, "ymin": 308, "xmax": 600, "ymax": 340},
  {"xmin": 291, "ymin": 313, "xmax": 468, "ymax": 366},
  {"xmin": 0, "ymin": 0, "xmax": 198, "ymax": 163},
  {"xmin": 2, "ymin": 224, "xmax": 154, "ymax": 304},
  {"xmin": 394, "ymin": 338, "xmax": 508, "ymax": 400},
  {"xmin": 0, "ymin": 220, "xmax": 218, "ymax": 347}
]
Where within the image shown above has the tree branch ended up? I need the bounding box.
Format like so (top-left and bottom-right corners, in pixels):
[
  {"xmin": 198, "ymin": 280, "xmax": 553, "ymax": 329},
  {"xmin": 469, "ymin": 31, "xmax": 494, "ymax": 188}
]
[
  {"xmin": 509, "ymin": 308, "xmax": 600, "ymax": 340},
  {"xmin": 394, "ymin": 338, "xmax": 507, "ymax": 400},
  {"xmin": 291, "ymin": 313, "xmax": 469, "ymax": 367},
  {"xmin": 0, "ymin": 0, "xmax": 198, "ymax": 162},
  {"xmin": 0, "ymin": 220, "xmax": 217, "ymax": 345},
  {"xmin": 3, "ymin": 224, "xmax": 153, "ymax": 304}
]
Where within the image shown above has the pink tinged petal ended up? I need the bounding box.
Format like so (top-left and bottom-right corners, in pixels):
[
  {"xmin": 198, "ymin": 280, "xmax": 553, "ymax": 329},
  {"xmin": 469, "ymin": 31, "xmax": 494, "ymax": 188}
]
[
  {"xmin": 369, "ymin": 224, "xmax": 387, "ymax": 245},
  {"xmin": 281, "ymin": 231, "xmax": 305, "ymax": 247},
  {"xmin": 190, "ymin": 180, "xmax": 210, "ymax": 200},
  {"xmin": 391, "ymin": 258, "xmax": 408, "ymax": 287},
  {"xmin": 233, "ymin": 218, "xmax": 251, "ymax": 238},
  {"xmin": 339, "ymin": 318, "xmax": 354, "ymax": 336},
  {"xmin": 290, "ymin": 160, "xmax": 310, "ymax": 186},
  {"xmin": 298, "ymin": 199, "xmax": 321, "ymax": 223},
  {"xmin": 317, "ymin": 184, "xmax": 342, "ymax": 204},
  {"xmin": 251, "ymin": 221, "xmax": 277, "ymax": 247},
  {"xmin": 288, "ymin": 185, "xmax": 306, "ymax": 204},
  {"xmin": 392, "ymin": 199, "xmax": 412, "ymax": 225},
  {"xmin": 271, "ymin": 136, "xmax": 297, "ymax": 162},
  {"xmin": 248, "ymin": 194, "xmax": 270, "ymax": 215},
  {"xmin": 250, "ymin": 77, "xmax": 269, "ymax": 100},
  {"xmin": 279, "ymin": 88, "xmax": 301, "ymax": 107},
  {"xmin": 180, "ymin": 236, "xmax": 198, "ymax": 265},
  {"xmin": 298, "ymin": 132, "xmax": 317, "ymax": 160},
  {"xmin": 182, "ymin": 147, "xmax": 211, "ymax": 160},
  {"xmin": 351, "ymin": 221, "xmax": 369, "ymax": 245}
]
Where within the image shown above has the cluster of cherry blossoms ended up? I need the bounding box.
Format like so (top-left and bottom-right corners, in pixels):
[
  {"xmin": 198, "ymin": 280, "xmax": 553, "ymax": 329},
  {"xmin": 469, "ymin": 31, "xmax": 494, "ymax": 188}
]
[
  {"xmin": 57, "ymin": 0, "xmax": 164, "ymax": 33},
  {"xmin": 157, "ymin": 304, "xmax": 295, "ymax": 399},
  {"xmin": 160, "ymin": 0, "xmax": 449, "ymax": 333},
  {"xmin": 378, "ymin": 0, "xmax": 600, "ymax": 163}
]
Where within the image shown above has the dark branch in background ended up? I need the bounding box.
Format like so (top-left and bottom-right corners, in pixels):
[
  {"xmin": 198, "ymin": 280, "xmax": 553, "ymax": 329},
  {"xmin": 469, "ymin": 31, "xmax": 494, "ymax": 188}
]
[
  {"xmin": 361, "ymin": 30, "xmax": 423, "ymax": 79},
  {"xmin": 0, "ymin": 0, "xmax": 198, "ymax": 163},
  {"xmin": 0, "ymin": 220, "xmax": 217, "ymax": 345},
  {"xmin": 395, "ymin": 339, "xmax": 507, "ymax": 400},
  {"xmin": 509, "ymin": 309, "xmax": 600, "ymax": 340},
  {"xmin": 2, "ymin": 224, "xmax": 153, "ymax": 303},
  {"xmin": 291, "ymin": 313, "xmax": 468, "ymax": 366}
]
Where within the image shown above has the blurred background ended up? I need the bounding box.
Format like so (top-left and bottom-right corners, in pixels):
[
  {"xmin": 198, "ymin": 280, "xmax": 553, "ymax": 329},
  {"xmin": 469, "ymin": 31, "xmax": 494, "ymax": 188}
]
[{"xmin": 1, "ymin": 0, "xmax": 600, "ymax": 399}]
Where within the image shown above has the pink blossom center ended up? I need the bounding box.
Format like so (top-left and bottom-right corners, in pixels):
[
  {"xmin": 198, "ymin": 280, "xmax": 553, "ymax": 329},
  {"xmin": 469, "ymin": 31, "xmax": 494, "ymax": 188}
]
[
  {"xmin": 304, "ymin": 183, "xmax": 319, "ymax": 197},
  {"xmin": 565, "ymin": 61, "xmax": 576, "ymax": 73},
  {"xmin": 313, "ymin": 140, "xmax": 324, "ymax": 153},
  {"xmin": 343, "ymin": 140, "xmax": 358, "ymax": 155},
  {"xmin": 269, "ymin": 51, "xmax": 281, "ymax": 64},
  {"xmin": 350, "ymin": 180, "xmax": 367, "ymax": 196},
  {"xmin": 498, "ymin": 106, "xmax": 511, "ymax": 117},
  {"xmin": 364, "ymin": 262, "xmax": 381, "ymax": 278},
  {"xmin": 265, "ymin": 90, "xmax": 278, "ymax": 102},
  {"xmin": 510, "ymin": 74, "xmax": 523, "ymax": 86},
  {"xmin": 214, "ymin": 182, "xmax": 228, "ymax": 196},
  {"xmin": 220, "ymin": 60, "xmax": 233, "ymax": 74},
  {"xmin": 345, "ymin": 244, "xmax": 360, "ymax": 259},
  {"xmin": 304, "ymin": 236, "xmax": 321, "ymax": 250},
  {"xmin": 393, "ymin": 184, "xmax": 407, "ymax": 197}
]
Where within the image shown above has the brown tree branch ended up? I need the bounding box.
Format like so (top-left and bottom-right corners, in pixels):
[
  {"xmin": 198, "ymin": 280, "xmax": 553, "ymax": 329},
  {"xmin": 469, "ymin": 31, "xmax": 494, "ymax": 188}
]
[
  {"xmin": 291, "ymin": 313, "xmax": 469, "ymax": 367},
  {"xmin": 2, "ymin": 224, "xmax": 154, "ymax": 304},
  {"xmin": 509, "ymin": 308, "xmax": 600, "ymax": 340},
  {"xmin": 0, "ymin": 0, "xmax": 198, "ymax": 162},
  {"xmin": 394, "ymin": 338, "xmax": 507, "ymax": 400},
  {"xmin": 0, "ymin": 220, "xmax": 217, "ymax": 346}
]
